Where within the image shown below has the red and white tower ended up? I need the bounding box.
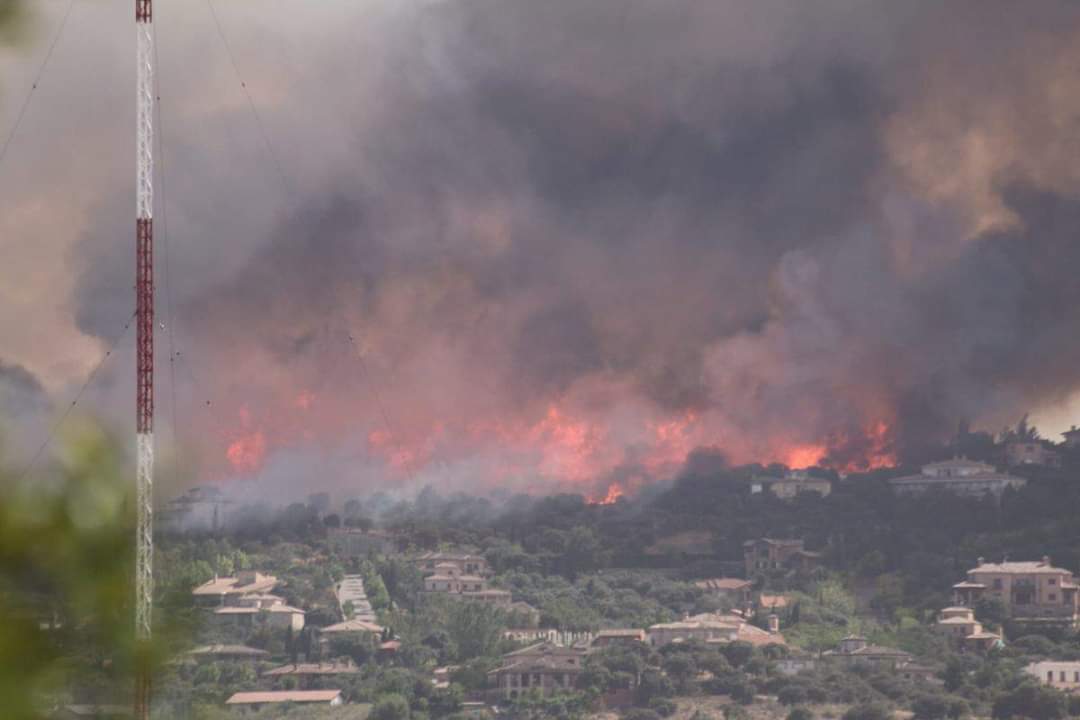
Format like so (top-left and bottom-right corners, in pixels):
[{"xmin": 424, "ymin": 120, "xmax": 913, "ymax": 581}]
[{"xmin": 134, "ymin": 0, "xmax": 154, "ymax": 717}]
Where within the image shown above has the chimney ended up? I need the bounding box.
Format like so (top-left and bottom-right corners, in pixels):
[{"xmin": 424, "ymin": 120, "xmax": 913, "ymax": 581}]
[
  {"xmin": 977, "ymin": 557, "xmax": 984, "ymax": 566},
  {"xmin": 767, "ymin": 614, "xmax": 780, "ymax": 633},
  {"xmin": 1043, "ymin": 556, "xmax": 1051, "ymax": 566}
]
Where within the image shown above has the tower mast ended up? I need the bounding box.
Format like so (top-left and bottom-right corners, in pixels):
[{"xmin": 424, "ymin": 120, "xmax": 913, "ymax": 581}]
[{"xmin": 134, "ymin": 0, "xmax": 154, "ymax": 717}]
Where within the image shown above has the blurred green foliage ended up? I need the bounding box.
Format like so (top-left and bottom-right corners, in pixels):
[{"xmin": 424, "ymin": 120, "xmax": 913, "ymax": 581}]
[
  {"xmin": 0, "ymin": 0, "xmax": 24, "ymax": 45},
  {"xmin": 0, "ymin": 424, "xmax": 174, "ymax": 718}
]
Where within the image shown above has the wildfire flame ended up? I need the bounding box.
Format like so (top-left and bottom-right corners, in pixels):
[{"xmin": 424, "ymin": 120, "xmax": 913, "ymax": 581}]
[
  {"xmin": 226, "ymin": 431, "xmax": 266, "ymax": 473},
  {"xmin": 782, "ymin": 443, "xmax": 827, "ymax": 470},
  {"xmin": 216, "ymin": 387, "xmax": 898, "ymax": 496},
  {"xmin": 588, "ymin": 482, "xmax": 624, "ymax": 505}
]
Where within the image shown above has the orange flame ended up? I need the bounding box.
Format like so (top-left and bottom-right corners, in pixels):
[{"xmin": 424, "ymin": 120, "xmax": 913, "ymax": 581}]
[
  {"xmin": 783, "ymin": 443, "xmax": 827, "ymax": 469},
  {"xmin": 588, "ymin": 482, "xmax": 624, "ymax": 505},
  {"xmin": 226, "ymin": 431, "xmax": 266, "ymax": 473}
]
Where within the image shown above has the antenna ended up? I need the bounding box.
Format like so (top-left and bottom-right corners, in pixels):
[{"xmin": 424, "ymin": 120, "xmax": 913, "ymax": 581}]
[{"xmin": 134, "ymin": 0, "xmax": 154, "ymax": 718}]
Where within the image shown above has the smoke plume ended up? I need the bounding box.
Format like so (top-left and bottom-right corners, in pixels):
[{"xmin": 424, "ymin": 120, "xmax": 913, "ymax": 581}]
[{"xmin": 6, "ymin": 0, "xmax": 1080, "ymax": 498}]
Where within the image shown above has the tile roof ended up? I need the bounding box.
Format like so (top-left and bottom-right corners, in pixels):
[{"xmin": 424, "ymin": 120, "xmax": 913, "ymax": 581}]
[
  {"xmin": 320, "ymin": 619, "xmax": 384, "ymax": 634},
  {"xmin": 263, "ymin": 661, "xmax": 360, "ymax": 676},
  {"xmin": 695, "ymin": 578, "xmax": 753, "ymax": 590},
  {"xmin": 186, "ymin": 644, "xmax": 269, "ymax": 657},
  {"xmin": 970, "ymin": 561, "xmax": 1072, "ymax": 574},
  {"xmin": 192, "ymin": 573, "xmax": 278, "ymax": 597},
  {"xmin": 226, "ymin": 690, "xmax": 341, "ymax": 705}
]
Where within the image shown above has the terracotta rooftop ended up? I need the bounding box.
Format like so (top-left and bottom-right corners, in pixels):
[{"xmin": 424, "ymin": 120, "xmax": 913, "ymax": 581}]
[
  {"xmin": 695, "ymin": 578, "xmax": 753, "ymax": 590},
  {"xmin": 226, "ymin": 690, "xmax": 342, "ymax": 705},
  {"xmin": 969, "ymin": 560, "xmax": 1072, "ymax": 575},
  {"xmin": 320, "ymin": 618, "xmax": 384, "ymax": 633},
  {"xmin": 192, "ymin": 572, "xmax": 278, "ymax": 597},
  {"xmin": 263, "ymin": 661, "xmax": 360, "ymax": 676},
  {"xmin": 186, "ymin": 644, "xmax": 269, "ymax": 657}
]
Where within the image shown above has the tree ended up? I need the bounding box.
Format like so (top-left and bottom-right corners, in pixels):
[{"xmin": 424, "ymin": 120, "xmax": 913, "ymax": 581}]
[
  {"xmin": 660, "ymin": 653, "xmax": 697, "ymax": 692},
  {"xmin": 720, "ymin": 642, "xmax": 755, "ymax": 668},
  {"xmin": 992, "ymin": 683, "xmax": 1067, "ymax": 720},
  {"xmin": 0, "ymin": 425, "xmax": 175, "ymax": 717},
  {"xmin": 371, "ymin": 693, "xmax": 411, "ymax": 720},
  {"xmin": 623, "ymin": 710, "xmax": 661, "ymax": 720},
  {"xmin": 912, "ymin": 693, "xmax": 969, "ymax": 720},
  {"xmin": 787, "ymin": 708, "xmax": 814, "ymax": 720},
  {"xmin": 445, "ymin": 601, "xmax": 505, "ymax": 661},
  {"xmin": 636, "ymin": 670, "xmax": 675, "ymax": 706},
  {"xmin": 649, "ymin": 698, "xmax": 677, "ymax": 717},
  {"xmin": 842, "ymin": 704, "xmax": 892, "ymax": 720},
  {"xmin": 974, "ymin": 598, "xmax": 1008, "ymax": 629}
]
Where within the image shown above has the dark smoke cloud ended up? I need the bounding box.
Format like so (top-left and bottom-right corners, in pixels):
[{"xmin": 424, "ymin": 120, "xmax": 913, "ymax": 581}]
[
  {"xmin": 0, "ymin": 360, "xmax": 45, "ymax": 416},
  {"xmin": 8, "ymin": 0, "xmax": 1080, "ymax": 497}
]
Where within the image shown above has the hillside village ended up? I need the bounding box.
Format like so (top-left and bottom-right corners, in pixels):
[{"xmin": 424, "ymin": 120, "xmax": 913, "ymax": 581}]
[{"xmin": 53, "ymin": 425, "xmax": 1080, "ymax": 719}]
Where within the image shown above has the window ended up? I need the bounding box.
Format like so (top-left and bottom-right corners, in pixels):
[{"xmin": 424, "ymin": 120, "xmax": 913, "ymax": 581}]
[
  {"xmin": 1049, "ymin": 671, "xmax": 1055, "ymax": 682},
  {"xmin": 1050, "ymin": 593, "xmax": 1057, "ymax": 601},
  {"xmin": 1062, "ymin": 671, "xmax": 1067, "ymax": 682},
  {"xmin": 1050, "ymin": 579, "xmax": 1057, "ymax": 585},
  {"xmin": 993, "ymin": 579, "xmax": 1003, "ymax": 590}
]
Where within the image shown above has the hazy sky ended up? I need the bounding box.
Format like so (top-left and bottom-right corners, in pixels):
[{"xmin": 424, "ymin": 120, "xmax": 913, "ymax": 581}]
[{"xmin": 3, "ymin": 0, "xmax": 1080, "ymax": 500}]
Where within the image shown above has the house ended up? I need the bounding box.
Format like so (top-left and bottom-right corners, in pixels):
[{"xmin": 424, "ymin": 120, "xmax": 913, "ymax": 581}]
[
  {"xmin": 328, "ymin": 527, "xmax": 398, "ymax": 556},
  {"xmin": 420, "ymin": 561, "xmax": 513, "ymax": 606},
  {"xmin": 732, "ymin": 616, "xmax": 787, "ymax": 647},
  {"xmin": 507, "ymin": 601, "xmax": 542, "ymax": 626},
  {"xmin": 213, "ymin": 598, "xmax": 305, "ymax": 631},
  {"xmin": 898, "ymin": 664, "xmax": 942, "ymax": 684},
  {"xmin": 488, "ymin": 642, "xmax": 586, "ymax": 700},
  {"xmin": 952, "ymin": 556, "xmax": 1080, "ymax": 625},
  {"xmin": 192, "ymin": 571, "xmax": 278, "ymax": 607},
  {"xmin": 888, "ymin": 458, "xmax": 1026, "ymax": 498},
  {"xmin": 767, "ymin": 470, "xmax": 832, "ymax": 500},
  {"xmin": 821, "ymin": 636, "xmax": 912, "ymax": 670},
  {"xmin": 225, "ymin": 690, "xmax": 343, "ymax": 708},
  {"xmin": 263, "ymin": 660, "xmax": 361, "ymax": 689},
  {"xmin": 776, "ymin": 651, "xmax": 817, "ymax": 676},
  {"xmin": 503, "ymin": 628, "xmax": 594, "ymax": 646},
  {"xmin": 820, "ymin": 636, "xmax": 939, "ymax": 683},
  {"xmin": 591, "ymin": 629, "xmax": 647, "ymax": 648},
  {"xmin": 1005, "ymin": 441, "xmax": 1061, "ymax": 468},
  {"xmin": 463, "ymin": 588, "xmax": 513, "ymax": 608},
  {"xmin": 1064, "ymin": 427, "xmax": 1080, "ymax": 449},
  {"xmin": 648, "ymin": 617, "xmax": 738, "ymax": 647},
  {"xmin": 648, "ymin": 611, "xmax": 784, "ymax": 649},
  {"xmin": 424, "ymin": 562, "xmax": 488, "ymax": 593},
  {"xmin": 319, "ymin": 618, "xmax": 385, "ymax": 639},
  {"xmin": 1025, "ymin": 661, "xmax": 1080, "ymax": 692},
  {"xmin": 415, "ymin": 551, "xmax": 488, "ymax": 577},
  {"xmin": 934, "ymin": 607, "xmax": 1003, "ymax": 653},
  {"xmin": 743, "ymin": 538, "xmax": 821, "ymax": 577},
  {"xmin": 433, "ymin": 665, "xmax": 460, "ymax": 689},
  {"xmin": 695, "ymin": 578, "xmax": 753, "ymax": 608},
  {"xmin": 758, "ymin": 594, "xmax": 790, "ymax": 612},
  {"xmin": 185, "ymin": 644, "xmax": 270, "ymax": 663},
  {"xmin": 460, "ymin": 701, "xmax": 494, "ymax": 719}
]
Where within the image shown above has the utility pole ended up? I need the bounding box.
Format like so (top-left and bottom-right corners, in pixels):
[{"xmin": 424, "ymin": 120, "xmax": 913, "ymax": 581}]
[{"xmin": 134, "ymin": 0, "xmax": 154, "ymax": 717}]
